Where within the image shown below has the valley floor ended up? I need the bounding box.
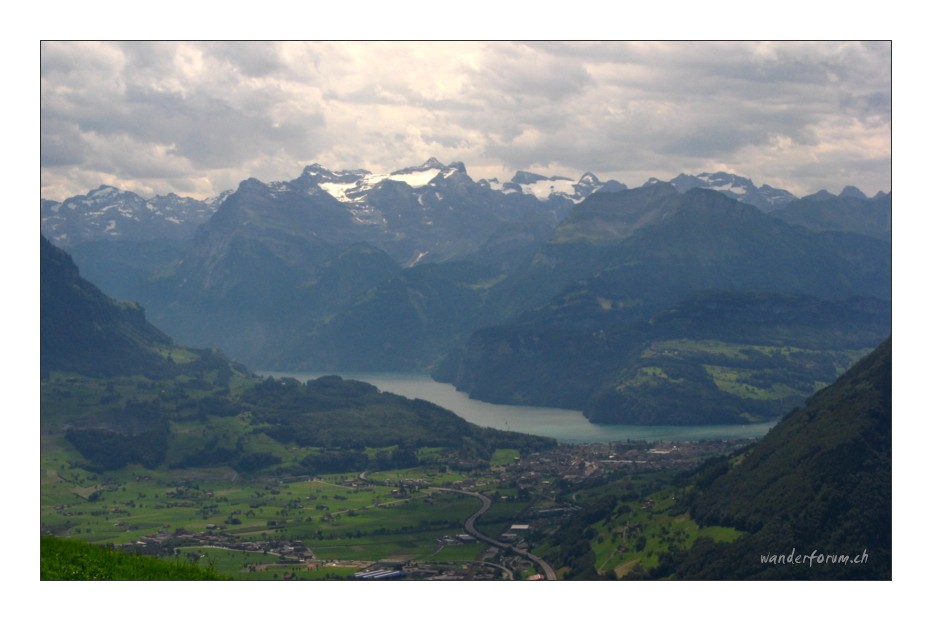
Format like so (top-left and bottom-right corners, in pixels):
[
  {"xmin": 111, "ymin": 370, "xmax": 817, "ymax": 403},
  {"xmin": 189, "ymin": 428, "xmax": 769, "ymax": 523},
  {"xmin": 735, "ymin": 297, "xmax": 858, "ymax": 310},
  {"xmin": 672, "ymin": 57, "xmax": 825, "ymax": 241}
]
[{"xmin": 41, "ymin": 437, "xmax": 750, "ymax": 580}]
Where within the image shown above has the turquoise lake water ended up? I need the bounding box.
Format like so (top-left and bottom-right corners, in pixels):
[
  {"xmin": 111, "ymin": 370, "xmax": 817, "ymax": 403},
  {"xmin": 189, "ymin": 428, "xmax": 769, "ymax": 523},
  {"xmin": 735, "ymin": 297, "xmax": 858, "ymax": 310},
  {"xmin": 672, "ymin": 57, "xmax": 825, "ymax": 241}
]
[{"xmin": 262, "ymin": 371, "xmax": 777, "ymax": 444}]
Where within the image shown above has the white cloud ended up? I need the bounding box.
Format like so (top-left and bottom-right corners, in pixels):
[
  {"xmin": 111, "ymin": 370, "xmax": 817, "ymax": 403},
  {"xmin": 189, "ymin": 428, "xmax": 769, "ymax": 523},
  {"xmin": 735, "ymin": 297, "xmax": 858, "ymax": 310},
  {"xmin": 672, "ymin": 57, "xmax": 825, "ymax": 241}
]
[{"xmin": 40, "ymin": 41, "xmax": 891, "ymax": 200}]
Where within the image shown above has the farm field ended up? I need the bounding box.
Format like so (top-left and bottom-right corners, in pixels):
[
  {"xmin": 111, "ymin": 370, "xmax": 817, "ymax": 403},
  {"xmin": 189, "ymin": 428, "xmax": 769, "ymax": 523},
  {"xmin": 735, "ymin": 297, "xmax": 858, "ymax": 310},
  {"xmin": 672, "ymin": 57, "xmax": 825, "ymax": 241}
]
[
  {"xmin": 40, "ymin": 440, "xmax": 536, "ymax": 579},
  {"xmin": 42, "ymin": 429, "xmax": 760, "ymax": 579}
]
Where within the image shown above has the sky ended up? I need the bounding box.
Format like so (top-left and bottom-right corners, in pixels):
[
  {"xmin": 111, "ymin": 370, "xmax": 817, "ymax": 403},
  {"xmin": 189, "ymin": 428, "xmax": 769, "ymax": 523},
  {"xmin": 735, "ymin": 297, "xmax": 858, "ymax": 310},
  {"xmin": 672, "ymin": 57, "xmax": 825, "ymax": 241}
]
[{"xmin": 40, "ymin": 40, "xmax": 892, "ymax": 202}]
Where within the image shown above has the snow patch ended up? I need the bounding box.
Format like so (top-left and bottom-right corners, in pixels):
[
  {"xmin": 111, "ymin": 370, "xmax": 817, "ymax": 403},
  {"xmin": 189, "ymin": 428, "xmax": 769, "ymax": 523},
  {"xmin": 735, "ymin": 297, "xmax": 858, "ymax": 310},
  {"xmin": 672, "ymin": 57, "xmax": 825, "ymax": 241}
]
[
  {"xmin": 520, "ymin": 178, "xmax": 578, "ymax": 201},
  {"xmin": 710, "ymin": 182, "xmax": 746, "ymax": 195},
  {"xmin": 319, "ymin": 181, "xmax": 359, "ymax": 202},
  {"xmin": 269, "ymin": 181, "xmax": 291, "ymax": 195},
  {"xmin": 319, "ymin": 164, "xmax": 445, "ymax": 203},
  {"xmin": 387, "ymin": 168, "xmax": 441, "ymax": 188}
]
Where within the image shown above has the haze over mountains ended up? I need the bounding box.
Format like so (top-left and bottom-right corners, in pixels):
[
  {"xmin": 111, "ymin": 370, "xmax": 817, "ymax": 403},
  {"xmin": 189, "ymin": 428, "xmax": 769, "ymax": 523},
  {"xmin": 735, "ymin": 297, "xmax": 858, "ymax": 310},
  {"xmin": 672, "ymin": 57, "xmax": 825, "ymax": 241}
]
[
  {"xmin": 41, "ymin": 159, "xmax": 891, "ymax": 251},
  {"xmin": 40, "ymin": 159, "xmax": 891, "ymax": 426},
  {"xmin": 40, "ymin": 235, "xmax": 553, "ymax": 473}
]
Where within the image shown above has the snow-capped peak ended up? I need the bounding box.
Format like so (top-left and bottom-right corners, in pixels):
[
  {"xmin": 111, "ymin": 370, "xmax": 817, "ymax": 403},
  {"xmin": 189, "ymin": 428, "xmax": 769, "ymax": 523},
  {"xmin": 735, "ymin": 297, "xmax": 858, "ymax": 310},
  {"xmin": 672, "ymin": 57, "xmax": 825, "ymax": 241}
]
[
  {"xmin": 665, "ymin": 172, "xmax": 797, "ymax": 212},
  {"xmin": 299, "ymin": 164, "xmax": 369, "ymax": 184},
  {"xmin": 504, "ymin": 170, "xmax": 621, "ymax": 203},
  {"xmin": 314, "ymin": 159, "xmax": 470, "ymax": 205},
  {"xmin": 391, "ymin": 157, "xmax": 446, "ymax": 175},
  {"xmin": 89, "ymin": 185, "xmax": 120, "ymax": 197},
  {"xmin": 40, "ymin": 185, "xmax": 219, "ymax": 246}
]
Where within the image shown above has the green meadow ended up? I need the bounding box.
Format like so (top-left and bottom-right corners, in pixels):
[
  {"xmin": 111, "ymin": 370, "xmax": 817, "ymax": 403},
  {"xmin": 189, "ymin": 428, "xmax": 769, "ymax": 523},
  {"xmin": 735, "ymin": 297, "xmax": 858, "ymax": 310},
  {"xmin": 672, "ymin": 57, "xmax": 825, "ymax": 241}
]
[{"xmin": 40, "ymin": 431, "xmax": 532, "ymax": 579}]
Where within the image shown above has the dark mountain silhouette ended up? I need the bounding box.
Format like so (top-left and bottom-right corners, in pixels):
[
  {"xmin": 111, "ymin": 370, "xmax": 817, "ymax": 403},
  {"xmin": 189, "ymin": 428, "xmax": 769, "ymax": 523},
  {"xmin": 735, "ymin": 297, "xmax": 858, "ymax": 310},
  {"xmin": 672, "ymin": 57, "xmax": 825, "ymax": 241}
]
[{"xmin": 41, "ymin": 235, "xmax": 179, "ymax": 378}]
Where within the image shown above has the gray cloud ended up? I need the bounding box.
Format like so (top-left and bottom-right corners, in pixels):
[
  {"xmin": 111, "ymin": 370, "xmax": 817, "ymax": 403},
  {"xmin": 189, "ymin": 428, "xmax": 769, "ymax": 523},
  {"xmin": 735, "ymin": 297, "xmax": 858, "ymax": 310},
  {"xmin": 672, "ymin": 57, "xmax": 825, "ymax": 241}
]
[
  {"xmin": 202, "ymin": 41, "xmax": 289, "ymax": 78},
  {"xmin": 40, "ymin": 41, "xmax": 891, "ymax": 200}
]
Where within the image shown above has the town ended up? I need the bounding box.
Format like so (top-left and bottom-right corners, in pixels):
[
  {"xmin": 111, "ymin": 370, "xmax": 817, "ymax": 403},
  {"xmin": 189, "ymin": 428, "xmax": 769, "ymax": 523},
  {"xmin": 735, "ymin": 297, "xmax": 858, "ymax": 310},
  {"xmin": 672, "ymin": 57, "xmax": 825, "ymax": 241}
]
[{"xmin": 65, "ymin": 438, "xmax": 753, "ymax": 580}]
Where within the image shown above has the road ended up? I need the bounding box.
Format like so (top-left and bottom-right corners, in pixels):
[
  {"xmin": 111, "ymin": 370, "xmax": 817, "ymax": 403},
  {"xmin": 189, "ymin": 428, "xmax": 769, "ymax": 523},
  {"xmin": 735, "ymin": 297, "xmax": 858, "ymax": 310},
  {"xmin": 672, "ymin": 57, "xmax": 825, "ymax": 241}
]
[
  {"xmin": 433, "ymin": 487, "xmax": 557, "ymax": 580},
  {"xmin": 358, "ymin": 473, "xmax": 557, "ymax": 580}
]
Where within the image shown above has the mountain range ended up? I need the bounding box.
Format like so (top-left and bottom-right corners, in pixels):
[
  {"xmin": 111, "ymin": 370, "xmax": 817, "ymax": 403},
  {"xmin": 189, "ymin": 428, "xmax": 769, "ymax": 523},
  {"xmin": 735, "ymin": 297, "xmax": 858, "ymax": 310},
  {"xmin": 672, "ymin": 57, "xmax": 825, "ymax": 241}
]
[
  {"xmin": 40, "ymin": 159, "xmax": 891, "ymax": 425},
  {"xmin": 43, "ymin": 161, "xmax": 889, "ymax": 251},
  {"xmin": 41, "ymin": 186, "xmax": 222, "ymax": 246},
  {"xmin": 435, "ymin": 184, "xmax": 890, "ymax": 424}
]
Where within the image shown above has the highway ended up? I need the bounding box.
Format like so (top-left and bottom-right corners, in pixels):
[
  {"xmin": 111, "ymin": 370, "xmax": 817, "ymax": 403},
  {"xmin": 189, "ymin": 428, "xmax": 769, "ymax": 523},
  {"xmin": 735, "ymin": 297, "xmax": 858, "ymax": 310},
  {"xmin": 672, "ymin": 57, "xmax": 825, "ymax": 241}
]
[
  {"xmin": 359, "ymin": 472, "xmax": 557, "ymax": 580},
  {"xmin": 433, "ymin": 487, "xmax": 557, "ymax": 580}
]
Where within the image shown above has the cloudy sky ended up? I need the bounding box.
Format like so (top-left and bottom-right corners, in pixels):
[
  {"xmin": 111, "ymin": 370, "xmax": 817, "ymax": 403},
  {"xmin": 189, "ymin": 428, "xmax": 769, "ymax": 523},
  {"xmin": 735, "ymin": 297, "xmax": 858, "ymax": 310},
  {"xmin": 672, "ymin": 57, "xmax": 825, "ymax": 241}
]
[{"xmin": 40, "ymin": 41, "xmax": 891, "ymax": 201}]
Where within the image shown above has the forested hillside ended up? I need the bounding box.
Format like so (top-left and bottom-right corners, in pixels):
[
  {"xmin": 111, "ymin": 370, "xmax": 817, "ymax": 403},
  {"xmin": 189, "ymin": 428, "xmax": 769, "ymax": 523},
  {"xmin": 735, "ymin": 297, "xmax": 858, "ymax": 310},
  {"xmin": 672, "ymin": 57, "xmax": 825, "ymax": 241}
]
[{"xmin": 653, "ymin": 338, "xmax": 891, "ymax": 579}]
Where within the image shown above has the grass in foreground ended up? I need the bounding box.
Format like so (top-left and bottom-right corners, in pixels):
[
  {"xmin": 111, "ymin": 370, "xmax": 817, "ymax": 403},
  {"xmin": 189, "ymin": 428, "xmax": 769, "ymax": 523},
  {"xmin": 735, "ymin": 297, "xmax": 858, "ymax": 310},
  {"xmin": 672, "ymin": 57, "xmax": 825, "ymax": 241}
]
[{"xmin": 41, "ymin": 536, "xmax": 225, "ymax": 580}]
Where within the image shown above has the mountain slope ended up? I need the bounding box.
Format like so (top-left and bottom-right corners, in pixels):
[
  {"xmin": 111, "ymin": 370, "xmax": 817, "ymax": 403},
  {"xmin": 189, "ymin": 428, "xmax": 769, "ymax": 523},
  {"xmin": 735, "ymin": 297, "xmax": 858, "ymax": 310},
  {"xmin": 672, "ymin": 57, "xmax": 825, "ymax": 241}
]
[
  {"xmin": 40, "ymin": 237, "xmax": 555, "ymax": 475},
  {"xmin": 440, "ymin": 186, "xmax": 891, "ymax": 422},
  {"xmin": 481, "ymin": 170, "xmax": 627, "ymax": 212},
  {"xmin": 770, "ymin": 191, "xmax": 891, "ymax": 241},
  {"xmin": 443, "ymin": 291, "xmax": 889, "ymax": 424},
  {"xmin": 665, "ymin": 171, "xmax": 797, "ymax": 212},
  {"xmin": 283, "ymin": 260, "xmax": 504, "ymax": 371},
  {"xmin": 139, "ymin": 177, "xmax": 359, "ymax": 361},
  {"xmin": 41, "ymin": 235, "xmax": 180, "ymax": 378},
  {"xmin": 129, "ymin": 160, "xmax": 560, "ymax": 365},
  {"xmin": 659, "ymin": 338, "xmax": 891, "ymax": 579},
  {"xmin": 291, "ymin": 158, "xmax": 557, "ymax": 264},
  {"xmin": 40, "ymin": 185, "xmax": 218, "ymax": 247},
  {"xmin": 479, "ymin": 184, "xmax": 889, "ymax": 327},
  {"xmin": 584, "ymin": 293, "xmax": 889, "ymax": 424}
]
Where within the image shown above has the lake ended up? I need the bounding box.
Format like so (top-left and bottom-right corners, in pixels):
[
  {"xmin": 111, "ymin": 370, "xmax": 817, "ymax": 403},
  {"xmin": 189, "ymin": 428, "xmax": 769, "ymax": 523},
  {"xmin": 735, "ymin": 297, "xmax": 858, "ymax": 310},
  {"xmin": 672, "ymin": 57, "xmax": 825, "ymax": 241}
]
[{"xmin": 261, "ymin": 371, "xmax": 778, "ymax": 444}]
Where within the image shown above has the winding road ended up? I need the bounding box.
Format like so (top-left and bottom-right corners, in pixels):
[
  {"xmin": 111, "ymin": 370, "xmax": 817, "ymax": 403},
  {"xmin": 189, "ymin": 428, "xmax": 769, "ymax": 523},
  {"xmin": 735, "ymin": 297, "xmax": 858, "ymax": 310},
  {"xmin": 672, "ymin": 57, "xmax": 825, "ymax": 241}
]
[
  {"xmin": 433, "ymin": 487, "xmax": 557, "ymax": 580},
  {"xmin": 358, "ymin": 472, "xmax": 556, "ymax": 580}
]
